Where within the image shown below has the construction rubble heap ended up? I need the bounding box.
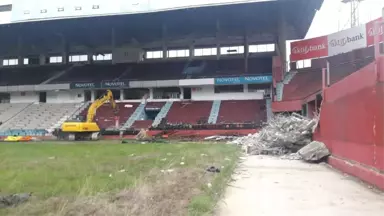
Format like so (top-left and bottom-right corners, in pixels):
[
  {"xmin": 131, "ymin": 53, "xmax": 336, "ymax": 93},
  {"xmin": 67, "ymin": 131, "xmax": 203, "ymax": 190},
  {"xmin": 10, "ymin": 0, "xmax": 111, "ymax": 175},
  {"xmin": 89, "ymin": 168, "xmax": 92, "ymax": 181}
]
[{"xmin": 229, "ymin": 113, "xmax": 329, "ymax": 161}]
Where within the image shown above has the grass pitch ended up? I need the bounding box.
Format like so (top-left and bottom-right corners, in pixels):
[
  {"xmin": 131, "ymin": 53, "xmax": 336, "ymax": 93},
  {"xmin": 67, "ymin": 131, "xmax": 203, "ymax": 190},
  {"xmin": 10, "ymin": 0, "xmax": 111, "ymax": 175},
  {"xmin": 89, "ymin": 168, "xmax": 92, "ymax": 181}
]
[{"xmin": 0, "ymin": 141, "xmax": 239, "ymax": 216}]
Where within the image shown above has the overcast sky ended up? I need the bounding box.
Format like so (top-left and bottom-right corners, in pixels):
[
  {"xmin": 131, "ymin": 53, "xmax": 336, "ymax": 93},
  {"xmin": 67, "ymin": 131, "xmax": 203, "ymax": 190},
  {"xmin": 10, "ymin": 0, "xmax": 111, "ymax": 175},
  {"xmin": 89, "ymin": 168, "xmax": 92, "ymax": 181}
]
[{"xmin": 307, "ymin": 0, "xmax": 384, "ymax": 38}]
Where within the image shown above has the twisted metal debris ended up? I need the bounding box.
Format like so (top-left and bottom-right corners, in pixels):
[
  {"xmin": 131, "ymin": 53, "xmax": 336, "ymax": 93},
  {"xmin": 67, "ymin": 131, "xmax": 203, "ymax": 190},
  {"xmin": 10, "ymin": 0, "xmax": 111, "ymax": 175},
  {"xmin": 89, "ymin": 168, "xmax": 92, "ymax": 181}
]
[{"xmin": 230, "ymin": 113, "xmax": 319, "ymax": 155}]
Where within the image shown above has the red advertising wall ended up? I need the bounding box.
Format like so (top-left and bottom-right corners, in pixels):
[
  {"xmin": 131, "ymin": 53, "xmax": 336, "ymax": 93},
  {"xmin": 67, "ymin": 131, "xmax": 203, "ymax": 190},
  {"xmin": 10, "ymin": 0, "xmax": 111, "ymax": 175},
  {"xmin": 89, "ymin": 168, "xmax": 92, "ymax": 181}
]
[
  {"xmin": 290, "ymin": 36, "xmax": 328, "ymax": 61},
  {"xmin": 290, "ymin": 17, "xmax": 383, "ymax": 62},
  {"xmin": 316, "ymin": 57, "xmax": 384, "ymax": 189}
]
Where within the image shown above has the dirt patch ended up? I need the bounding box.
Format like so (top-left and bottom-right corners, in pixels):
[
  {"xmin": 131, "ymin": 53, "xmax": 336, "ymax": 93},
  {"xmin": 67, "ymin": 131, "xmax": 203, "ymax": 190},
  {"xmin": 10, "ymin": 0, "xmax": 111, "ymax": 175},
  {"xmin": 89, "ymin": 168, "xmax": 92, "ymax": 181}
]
[{"xmin": 8, "ymin": 169, "xmax": 210, "ymax": 216}]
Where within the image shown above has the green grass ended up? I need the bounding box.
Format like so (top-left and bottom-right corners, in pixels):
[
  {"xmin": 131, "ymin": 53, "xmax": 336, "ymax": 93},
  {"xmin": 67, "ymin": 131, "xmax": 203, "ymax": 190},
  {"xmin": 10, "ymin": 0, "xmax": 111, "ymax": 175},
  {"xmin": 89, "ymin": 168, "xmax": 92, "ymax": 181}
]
[{"xmin": 0, "ymin": 141, "xmax": 240, "ymax": 216}]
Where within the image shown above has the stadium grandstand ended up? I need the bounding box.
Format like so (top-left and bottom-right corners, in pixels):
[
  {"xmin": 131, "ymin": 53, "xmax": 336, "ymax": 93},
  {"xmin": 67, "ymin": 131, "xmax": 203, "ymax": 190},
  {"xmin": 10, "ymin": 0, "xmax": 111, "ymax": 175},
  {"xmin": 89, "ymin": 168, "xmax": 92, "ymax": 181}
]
[{"xmin": 0, "ymin": 0, "xmax": 324, "ymax": 137}]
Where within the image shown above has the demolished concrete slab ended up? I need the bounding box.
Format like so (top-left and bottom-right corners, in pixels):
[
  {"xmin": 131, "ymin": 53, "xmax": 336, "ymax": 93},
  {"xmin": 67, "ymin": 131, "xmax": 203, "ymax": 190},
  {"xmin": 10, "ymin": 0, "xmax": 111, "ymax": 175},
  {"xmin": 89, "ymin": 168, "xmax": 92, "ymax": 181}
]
[
  {"xmin": 298, "ymin": 141, "xmax": 330, "ymax": 162},
  {"xmin": 230, "ymin": 114, "xmax": 319, "ymax": 156}
]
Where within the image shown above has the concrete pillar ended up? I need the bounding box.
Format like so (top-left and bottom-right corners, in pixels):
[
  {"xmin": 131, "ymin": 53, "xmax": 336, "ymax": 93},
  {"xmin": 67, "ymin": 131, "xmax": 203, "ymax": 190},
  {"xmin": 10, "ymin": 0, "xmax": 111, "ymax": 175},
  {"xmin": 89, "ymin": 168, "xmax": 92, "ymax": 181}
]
[
  {"xmin": 87, "ymin": 51, "xmax": 93, "ymax": 64},
  {"xmin": 61, "ymin": 36, "xmax": 69, "ymax": 64},
  {"xmin": 180, "ymin": 87, "xmax": 184, "ymax": 99},
  {"xmin": 149, "ymin": 88, "xmax": 154, "ymax": 99},
  {"xmin": 91, "ymin": 90, "xmax": 96, "ymax": 101},
  {"xmin": 216, "ymin": 19, "xmax": 221, "ymax": 60},
  {"xmin": 189, "ymin": 42, "xmax": 195, "ymax": 59},
  {"xmin": 111, "ymin": 28, "xmax": 116, "ymax": 64},
  {"xmin": 120, "ymin": 89, "xmax": 124, "ymax": 101},
  {"xmin": 243, "ymin": 84, "xmax": 248, "ymax": 93},
  {"xmin": 244, "ymin": 32, "xmax": 249, "ymax": 73},
  {"xmin": 162, "ymin": 24, "xmax": 167, "ymax": 59},
  {"xmin": 278, "ymin": 4, "xmax": 287, "ymax": 73},
  {"xmin": 39, "ymin": 54, "xmax": 46, "ymax": 65},
  {"xmin": 17, "ymin": 36, "xmax": 23, "ymax": 66}
]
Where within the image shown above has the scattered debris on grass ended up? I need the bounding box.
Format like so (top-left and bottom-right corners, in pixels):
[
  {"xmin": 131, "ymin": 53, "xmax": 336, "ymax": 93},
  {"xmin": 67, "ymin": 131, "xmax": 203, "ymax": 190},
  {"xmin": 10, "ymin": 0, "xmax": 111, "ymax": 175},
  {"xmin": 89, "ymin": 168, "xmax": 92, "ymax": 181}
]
[
  {"xmin": 0, "ymin": 193, "xmax": 32, "ymax": 208},
  {"xmin": 206, "ymin": 166, "xmax": 221, "ymax": 173}
]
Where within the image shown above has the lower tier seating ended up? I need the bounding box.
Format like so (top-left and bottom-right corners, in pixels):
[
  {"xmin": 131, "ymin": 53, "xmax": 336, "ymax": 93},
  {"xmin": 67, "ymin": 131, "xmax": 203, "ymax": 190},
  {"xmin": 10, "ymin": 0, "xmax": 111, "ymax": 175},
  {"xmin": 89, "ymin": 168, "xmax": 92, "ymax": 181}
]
[
  {"xmin": 0, "ymin": 103, "xmax": 81, "ymax": 130},
  {"xmin": 165, "ymin": 101, "xmax": 213, "ymax": 124},
  {"xmin": 217, "ymin": 100, "xmax": 266, "ymax": 124}
]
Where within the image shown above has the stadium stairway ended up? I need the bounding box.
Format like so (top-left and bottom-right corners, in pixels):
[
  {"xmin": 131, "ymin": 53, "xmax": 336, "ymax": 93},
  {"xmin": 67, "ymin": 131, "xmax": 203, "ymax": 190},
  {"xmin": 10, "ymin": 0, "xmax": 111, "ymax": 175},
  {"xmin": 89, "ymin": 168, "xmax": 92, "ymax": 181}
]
[
  {"xmin": 152, "ymin": 101, "xmax": 173, "ymax": 127},
  {"xmin": 276, "ymin": 82, "xmax": 284, "ymax": 101},
  {"xmin": 40, "ymin": 65, "xmax": 76, "ymax": 85},
  {"xmin": 208, "ymin": 100, "xmax": 221, "ymax": 124},
  {"xmin": 121, "ymin": 103, "xmax": 146, "ymax": 130}
]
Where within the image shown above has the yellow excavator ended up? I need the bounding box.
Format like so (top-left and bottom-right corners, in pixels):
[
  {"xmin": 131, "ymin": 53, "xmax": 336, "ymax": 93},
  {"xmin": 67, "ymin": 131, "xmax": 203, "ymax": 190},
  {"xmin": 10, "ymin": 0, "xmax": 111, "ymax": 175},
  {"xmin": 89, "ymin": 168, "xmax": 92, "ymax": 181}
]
[{"xmin": 61, "ymin": 90, "xmax": 118, "ymax": 141}]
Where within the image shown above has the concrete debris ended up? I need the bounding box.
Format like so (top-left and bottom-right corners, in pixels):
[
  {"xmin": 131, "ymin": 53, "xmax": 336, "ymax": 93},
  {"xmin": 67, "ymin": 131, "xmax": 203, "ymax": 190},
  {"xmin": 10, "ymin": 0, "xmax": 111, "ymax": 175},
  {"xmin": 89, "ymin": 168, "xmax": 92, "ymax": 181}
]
[
  {"xmin": 0, "ymin": 193, "xmax": 32, "ymax": 208},
  {"xmin": 204, "ymin": 135, "xmax": 238, "ymax": 141},
  {"xmin": 229, "ymin": 114, "xmax": 319, "ymax": 156},
  {"xmin": 135, "ymin": 129, "xmax": 152, "ymax": 141},
  {"xmin": 280, "ymin": 153, "xmax": 302, "ymax": 160},
  {"xmin": 298, "ymin": 141, "xmax": 330, "ymax": 162}
]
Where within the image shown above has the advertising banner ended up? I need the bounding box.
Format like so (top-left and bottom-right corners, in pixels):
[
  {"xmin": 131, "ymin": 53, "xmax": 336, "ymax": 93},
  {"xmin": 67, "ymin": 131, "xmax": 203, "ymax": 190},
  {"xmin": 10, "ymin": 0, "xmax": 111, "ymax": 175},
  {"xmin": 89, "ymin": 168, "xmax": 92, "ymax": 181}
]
[
  {"xmin": 70, "ymin": 82, "xmax": 100, "ymax": 89},
  {"xmin": 366, "ymin": 17, "xmax": 384, "ymax": 46},
  {"xmin": 327, "ymin": 25, "xmax": 367, "ymax": 56},
  {"xmin": 290, "ymin": 36, "xmax": 328, "ymax": 61},
  {"xmin": 101, "ymin": 80, "xmax": 129, "ymax": 89},
  {"xmin": 214, "ymin": 75, "xmax": 272, "ymax": 85}
]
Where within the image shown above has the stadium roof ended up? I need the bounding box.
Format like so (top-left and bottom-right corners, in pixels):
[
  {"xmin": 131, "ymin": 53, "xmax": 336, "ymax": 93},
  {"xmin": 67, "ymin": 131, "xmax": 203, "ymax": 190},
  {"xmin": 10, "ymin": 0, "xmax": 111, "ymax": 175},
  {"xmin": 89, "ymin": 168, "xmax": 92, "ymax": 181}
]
[{"xmin": 0, "ymin": 0, "xmax": 323, "ymax": 56}]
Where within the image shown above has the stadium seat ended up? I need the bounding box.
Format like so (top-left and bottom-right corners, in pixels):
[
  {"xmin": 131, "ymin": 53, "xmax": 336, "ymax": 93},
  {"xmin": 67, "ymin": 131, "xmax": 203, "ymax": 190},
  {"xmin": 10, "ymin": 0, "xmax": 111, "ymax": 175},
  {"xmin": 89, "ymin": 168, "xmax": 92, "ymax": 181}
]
[
  {"xmin": 0, "ymin": 65, "xmax": 68, "ymax": 86},
  {"xmin": 217, "ymin": 100, "xmax": 266, "ymax": 124},
  {"xmin": 0, "ymin": 103, "xmax": 81, "ymax": 131},
  {"xmin": 166, "ymin": 101, "xmax": 212, "ymax": 124}
]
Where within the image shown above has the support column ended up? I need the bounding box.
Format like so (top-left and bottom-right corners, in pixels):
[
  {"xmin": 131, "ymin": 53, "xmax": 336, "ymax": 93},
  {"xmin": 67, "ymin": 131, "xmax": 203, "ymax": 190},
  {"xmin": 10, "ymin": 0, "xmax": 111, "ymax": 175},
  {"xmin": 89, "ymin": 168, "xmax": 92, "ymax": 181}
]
[
  {"xmin": 179, "ymin": 87, "xmax": 184, "ymax": 100},
  {"xmin": 244, "ymin": 84, "xmax": 248, "ymax": 93},
  {"xmin": 39, "ymin": 54, "xmax": 46, "ymax": 65},
  {"xmin": 120, "ymin": 89, "xmax": 124, "ymax": 101},
  {"xmin": 162, "ymin": 24, "xmax": 167, "ymax": 59},
  {"xmin": 111, "ymin": 27, "xmax": 116, "ymax": 64},
  {"xmin": 91, "ymin": 90, "xmax": 96, "ymax": 101},
  {"xmin": 87, "ymin": 51, "xmax": 93, "ymax": 64},
  {"xmin": 277, "ymin": 4, "xmax": 287, "ymax": 73},
  {"xmin": 189, "ymin": 42, "xmax": 195, "ymax": 59},
  {"xmin": 244, "ymin": 31, "xmax": 249, "ymax": 73},
  {"xmin": 216, "ymin": 19, "xmax": 221, "ymax": 60},
  {"xmin": 17, "ymin": 36, "xmax": 23, "ymax": 66},
  {"xmin": 61, "ymin": 36, "xmax": 69, "ymax": 64},
  {"xmin": 149, "ymin": 88, "xmax": 154, "ymax": 99}
]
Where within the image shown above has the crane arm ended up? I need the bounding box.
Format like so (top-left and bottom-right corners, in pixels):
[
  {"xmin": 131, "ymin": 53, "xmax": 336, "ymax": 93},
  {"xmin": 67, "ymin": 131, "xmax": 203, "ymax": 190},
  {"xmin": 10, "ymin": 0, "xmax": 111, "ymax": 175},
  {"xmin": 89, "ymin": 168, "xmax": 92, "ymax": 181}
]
[{"xmin": 86, "ymin": 90, "xmax": 117, "ymax": 123}]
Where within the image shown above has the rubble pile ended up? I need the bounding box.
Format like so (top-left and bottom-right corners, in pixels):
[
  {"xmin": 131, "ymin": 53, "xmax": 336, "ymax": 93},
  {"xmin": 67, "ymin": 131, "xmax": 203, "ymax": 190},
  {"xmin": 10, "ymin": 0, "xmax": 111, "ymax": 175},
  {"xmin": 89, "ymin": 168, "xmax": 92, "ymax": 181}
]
[{"xmin": 230, "ymin": 113, "xmax": 319, "ymax": 156}]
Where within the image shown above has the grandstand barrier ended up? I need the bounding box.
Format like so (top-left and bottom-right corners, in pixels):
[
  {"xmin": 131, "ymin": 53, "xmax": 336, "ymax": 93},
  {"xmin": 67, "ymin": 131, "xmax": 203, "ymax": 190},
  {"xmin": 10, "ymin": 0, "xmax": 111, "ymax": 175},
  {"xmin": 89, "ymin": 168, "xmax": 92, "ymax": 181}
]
[{"xmin": 314, "ymin": 56, "xmax": 384, "ymax": 190}]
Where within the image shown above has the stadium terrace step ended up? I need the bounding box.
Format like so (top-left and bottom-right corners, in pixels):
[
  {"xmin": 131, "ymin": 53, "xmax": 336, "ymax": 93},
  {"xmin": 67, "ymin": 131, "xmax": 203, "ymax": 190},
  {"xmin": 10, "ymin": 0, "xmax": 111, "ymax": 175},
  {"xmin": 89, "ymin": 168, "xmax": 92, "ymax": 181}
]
[
  {"xmin": 166, "ymin": 101, "xmax": 212, "ymax": 124},
  {"xmin": 0, "ymin": 103, "xmax": 31, "ymax": 130},
  {"xmin": 152, "ymin": 101, "xmax": 173, "ymax": 127},
  {"xmin": 121, "ymin": 103, "xmax": 146, "ymax": 130},
  {"xmin": 208, "ymin": 100, "xmax": 221, "ymax": 124}
]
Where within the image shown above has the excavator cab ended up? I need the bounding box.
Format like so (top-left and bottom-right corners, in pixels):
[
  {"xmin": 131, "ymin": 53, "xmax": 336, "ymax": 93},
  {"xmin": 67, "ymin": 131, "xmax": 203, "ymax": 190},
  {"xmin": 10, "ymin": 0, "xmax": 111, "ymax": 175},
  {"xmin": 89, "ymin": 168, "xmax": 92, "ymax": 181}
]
[{"xmin": 60, "ymin": 89, "xmax": 118, "ymax": 141}]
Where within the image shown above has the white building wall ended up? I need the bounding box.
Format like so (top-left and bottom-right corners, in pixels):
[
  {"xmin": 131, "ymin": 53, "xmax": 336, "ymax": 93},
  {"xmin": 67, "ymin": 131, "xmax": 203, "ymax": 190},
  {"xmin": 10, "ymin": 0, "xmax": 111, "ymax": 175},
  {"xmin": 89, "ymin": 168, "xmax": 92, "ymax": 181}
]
[
  {"xmin": 10, "ymin": 92, "xmax": 39, "ymax": 103},
  {"xmin": 46, "ymin": 90, "xmax": 85, "ymax": 103},
  {"xmin": 191, "ymin": 85, "xmax": 264, "ymax": 101}
]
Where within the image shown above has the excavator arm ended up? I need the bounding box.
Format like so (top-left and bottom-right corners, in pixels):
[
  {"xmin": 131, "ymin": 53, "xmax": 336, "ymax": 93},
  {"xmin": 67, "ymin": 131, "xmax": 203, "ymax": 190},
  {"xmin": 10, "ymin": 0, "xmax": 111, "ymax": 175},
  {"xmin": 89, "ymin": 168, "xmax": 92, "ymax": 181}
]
[{"xmin": 86, "ymin": 90, "xmax": 117, "ymax": 123}]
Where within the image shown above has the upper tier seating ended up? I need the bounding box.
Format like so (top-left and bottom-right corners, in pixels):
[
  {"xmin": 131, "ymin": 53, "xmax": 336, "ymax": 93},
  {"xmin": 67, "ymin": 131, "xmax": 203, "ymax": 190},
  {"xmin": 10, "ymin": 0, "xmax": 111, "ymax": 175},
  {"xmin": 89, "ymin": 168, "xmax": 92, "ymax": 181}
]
[
  {"xmin": 197, "ymin": 58, "xmax": 272, "ymax": 78},
  {"xmin": 93, "ymin": 102, "xmax": 139, "ymax": 129},
  {"xmin": 282, "ymin": 69, "xmax": 323, "ymax": 101},
  {"xmin": 51, "ymin": 64, "xmax": 128, "ymax": 83},
  {"xmin": 166, "ymin": 101, "xmax": 212, "ymax": 124},
  {"xmin": 120, "ymin": 61, "xmax": 186, "ymax": 80},
  {"xmin": 0, "ymin": 103, "xmax": 81, "ymax": 130},
  {"xmin": 0, "ymin": 65, "xmax": 68, "ymax": 86},
  {"xmin": 217, "ymin": 100, "xmax": 266, "ymax": 124},
  {"xmin": 0, "ymin": 103, "xmax": 29, "ymax": 123}
]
